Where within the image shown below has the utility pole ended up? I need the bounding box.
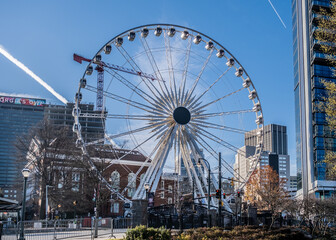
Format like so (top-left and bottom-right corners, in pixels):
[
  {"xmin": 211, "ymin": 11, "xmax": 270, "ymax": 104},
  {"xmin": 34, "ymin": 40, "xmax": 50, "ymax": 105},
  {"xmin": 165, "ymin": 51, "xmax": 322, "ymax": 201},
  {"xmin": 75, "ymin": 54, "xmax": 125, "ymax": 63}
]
[
  {"xmin": 218, "ymin": 152, "xmax": 222, "ymax": 227},
  {"xmin": 46, "ymin": 185, "xmax": 49, "ymax": 221}
]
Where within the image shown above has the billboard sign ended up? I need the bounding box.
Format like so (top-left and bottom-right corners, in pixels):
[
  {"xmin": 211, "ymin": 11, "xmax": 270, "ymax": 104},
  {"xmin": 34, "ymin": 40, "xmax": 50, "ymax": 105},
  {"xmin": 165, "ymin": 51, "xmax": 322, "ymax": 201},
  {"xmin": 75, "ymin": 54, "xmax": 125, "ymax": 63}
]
[{"xmin": 0, "ymin": 96, "xmax": 46, "ymax": 107}]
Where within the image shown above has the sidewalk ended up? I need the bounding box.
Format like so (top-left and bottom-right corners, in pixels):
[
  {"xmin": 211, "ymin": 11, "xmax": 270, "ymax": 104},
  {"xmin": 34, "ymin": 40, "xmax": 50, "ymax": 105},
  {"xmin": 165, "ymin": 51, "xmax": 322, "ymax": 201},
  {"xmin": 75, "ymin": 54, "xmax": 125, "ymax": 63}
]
[{"xmin": 73, "ymin": 232, "xmax": 126, "ymax": 239}]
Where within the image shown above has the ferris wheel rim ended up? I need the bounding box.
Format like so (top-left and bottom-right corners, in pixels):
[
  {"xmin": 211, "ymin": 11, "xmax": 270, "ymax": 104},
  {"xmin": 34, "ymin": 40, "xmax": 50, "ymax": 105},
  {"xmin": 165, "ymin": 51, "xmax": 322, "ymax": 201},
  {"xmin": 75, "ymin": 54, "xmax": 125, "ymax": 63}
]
[{"xmin": 73, "ymin": 23, "xmax": 264, "ymax": 203}]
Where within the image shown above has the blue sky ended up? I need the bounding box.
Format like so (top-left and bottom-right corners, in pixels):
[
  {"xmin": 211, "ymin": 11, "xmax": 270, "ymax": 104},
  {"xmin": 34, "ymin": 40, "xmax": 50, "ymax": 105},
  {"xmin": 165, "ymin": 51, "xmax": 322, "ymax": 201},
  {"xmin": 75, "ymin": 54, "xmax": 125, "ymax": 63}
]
[{"xmin": 0, "ymin": 0, "xmax": 295, "ymax": 173}]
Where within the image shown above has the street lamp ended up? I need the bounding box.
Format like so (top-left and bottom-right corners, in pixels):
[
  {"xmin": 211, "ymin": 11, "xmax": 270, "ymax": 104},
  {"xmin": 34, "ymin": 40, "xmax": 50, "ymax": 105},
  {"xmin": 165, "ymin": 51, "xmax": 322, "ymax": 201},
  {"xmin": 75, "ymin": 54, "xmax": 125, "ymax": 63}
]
[
  {"xmin": 197, "ymin": 158, "xmax": 211, "ymax": 227},
  {"xmin": 144, "ymin": 182, "xmax": 150, "ymax": 201},
  {"xmin": 144, "ymin": 183, "xmax": 150, "ymax": 227},
  {"xmin": 19, "ymin": 168, "xmax": 30, "ymax": 240}
]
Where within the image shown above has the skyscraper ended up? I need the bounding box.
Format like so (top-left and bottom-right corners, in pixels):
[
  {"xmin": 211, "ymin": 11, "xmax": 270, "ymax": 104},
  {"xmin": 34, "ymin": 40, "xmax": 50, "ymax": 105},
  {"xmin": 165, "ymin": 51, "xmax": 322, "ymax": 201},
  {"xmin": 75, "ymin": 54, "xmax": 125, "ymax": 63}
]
[
  {"xmin": 0, "ymin": 95, "xmax": 45, "ymax": 199},
  {"xmin": 292, "ymin": 0, "xmax": 336, "ymax": 198},
  {"xmin": 245, "ymin": 124, "xmax": 288, "ymax": 155},
  {"xmin": 234, "ymin": 124, "xmax": 290, "ymax": 189},
  {"xmin": 0, "ymin": 95, "xmax": 105, "ymax": 200}
]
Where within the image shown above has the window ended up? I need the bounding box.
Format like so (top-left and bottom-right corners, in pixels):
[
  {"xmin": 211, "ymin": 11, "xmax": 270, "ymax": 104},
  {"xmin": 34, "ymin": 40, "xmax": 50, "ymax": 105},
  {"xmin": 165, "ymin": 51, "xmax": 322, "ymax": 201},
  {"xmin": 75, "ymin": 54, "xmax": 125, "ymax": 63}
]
[
  {"xmin": 168, "ymin": 197, "xmax": 172, "ymax": 204},
  {"xmin": 168, "ymin": 185, "xmax": 172, "ymax": 193},
  {"xmin": 110, "ymin": 171, "xmax": 120, "ymax": 191},
  {"xmin": 128, "ymin": 173, "xmax": 136, "ymax": 197},
  {"xmin": 58, "ymin": 171, "xmax": 65, "ymax": 189},
  {"xmin": 160, "ymin": 191, "xmax": 164, "ymax": 199},
  {"xmin": 72, "ymin": 172, "xmax": 80, "ymax": 191},
  {"xmin": 161, "ymin": 180, "xmax": 164, "ymax": 190},
  {"xmin": 112, "ymin": 203, "xmax": 119, "ymax": 213}
]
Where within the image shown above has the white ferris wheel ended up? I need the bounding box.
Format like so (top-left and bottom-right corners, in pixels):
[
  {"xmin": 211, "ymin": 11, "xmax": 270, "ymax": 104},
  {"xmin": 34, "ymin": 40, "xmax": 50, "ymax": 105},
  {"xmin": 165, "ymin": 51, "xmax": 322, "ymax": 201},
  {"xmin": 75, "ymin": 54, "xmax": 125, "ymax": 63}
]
[{"xmin": 73, "ymin": 24, "xmax": 264, "ymax": 208}]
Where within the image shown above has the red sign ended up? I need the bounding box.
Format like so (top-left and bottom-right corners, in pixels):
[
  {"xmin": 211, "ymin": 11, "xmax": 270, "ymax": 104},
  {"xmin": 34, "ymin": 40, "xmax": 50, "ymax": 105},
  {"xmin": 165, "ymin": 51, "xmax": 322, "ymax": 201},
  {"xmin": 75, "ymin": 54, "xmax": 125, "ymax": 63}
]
[{"xmin": 0, "ymin": 96, "xmax": 45, "ymax": 106}]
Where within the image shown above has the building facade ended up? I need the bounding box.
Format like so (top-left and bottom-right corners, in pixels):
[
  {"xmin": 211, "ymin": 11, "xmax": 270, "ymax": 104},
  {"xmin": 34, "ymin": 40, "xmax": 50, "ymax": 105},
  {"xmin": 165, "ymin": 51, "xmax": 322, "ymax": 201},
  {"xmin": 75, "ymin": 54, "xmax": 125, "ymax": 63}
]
[
  {"xmin": 0, "ymin": 94, "xmax": 105, "ymax": 201},
  {"xmin": 245, "ymin": 124, "xmax": 288, "ymax": 155},
  {"xmin": 235, "ymin": 124, "xmax": 290, "ymax": 189},
  {"xmin": 292, "ymin": 0, "xmax": 336, "ymax": 198},
  {"xmin": 45, "ymin": 103, "xmax": 104, "ymax": 143},
  {"xmin": 289, "ymin": 176, "xmax": 298, "ymax": 198},
  {"xmin": 0, "ymin": 95, "xmax": 45, "ymax": 199}
]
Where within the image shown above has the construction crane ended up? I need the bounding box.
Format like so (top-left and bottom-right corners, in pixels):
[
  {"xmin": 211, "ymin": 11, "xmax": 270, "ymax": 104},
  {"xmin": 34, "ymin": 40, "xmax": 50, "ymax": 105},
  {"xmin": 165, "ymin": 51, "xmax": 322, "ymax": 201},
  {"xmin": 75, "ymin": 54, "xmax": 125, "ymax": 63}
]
[{"xmin": 74, "ymin": 53, "xmax": 161, "ymax": 111}]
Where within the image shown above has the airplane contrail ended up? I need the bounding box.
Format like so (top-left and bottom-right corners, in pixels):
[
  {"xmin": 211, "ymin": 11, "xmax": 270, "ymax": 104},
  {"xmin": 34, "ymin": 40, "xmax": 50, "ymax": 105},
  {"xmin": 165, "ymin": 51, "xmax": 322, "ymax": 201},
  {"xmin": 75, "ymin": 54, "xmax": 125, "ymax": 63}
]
[
  {"xmin": 0, "ymin": 45, "xmax": 68, "ymax": 104},
  {"xmin": 268, "ymin": 0, "xmax": 287, "ymax": 29}
]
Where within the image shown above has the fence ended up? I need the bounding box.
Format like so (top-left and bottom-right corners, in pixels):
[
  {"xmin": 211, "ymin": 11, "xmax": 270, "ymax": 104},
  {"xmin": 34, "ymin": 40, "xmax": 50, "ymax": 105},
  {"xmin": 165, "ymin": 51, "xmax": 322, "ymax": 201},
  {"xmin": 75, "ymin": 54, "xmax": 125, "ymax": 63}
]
[{"xmin": 0, "ymin": 218, "xmax": 132, "ymax": 240}]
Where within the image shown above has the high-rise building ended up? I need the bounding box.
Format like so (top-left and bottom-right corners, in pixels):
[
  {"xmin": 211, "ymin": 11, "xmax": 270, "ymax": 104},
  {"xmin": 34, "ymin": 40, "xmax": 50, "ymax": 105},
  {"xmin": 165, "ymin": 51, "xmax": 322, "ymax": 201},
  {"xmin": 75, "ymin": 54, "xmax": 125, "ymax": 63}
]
[
  {"xmin": 245, "ymin": 124, "xmax": 288, "ymax": 155},
  {"xmin": 234, "ymin": 124, "xmax": 290, "ymax": 189},
  {"xmin": 234, "ymin": 146, "xmax": 256, "ymax": 187},
  {"xmin": 292, "ymin": 0, "xmax": 336, "ymax": 198},
  {"xmin": 0, "ymin": 95, "xmax": 46, "ymax": 199},
  {"xmin": 0, "ymin": 95, "xmax": 105, "ymax": 201},
  {"xmin": 45, "ymin": 103, "xmax": 104, "ymax": 143}
]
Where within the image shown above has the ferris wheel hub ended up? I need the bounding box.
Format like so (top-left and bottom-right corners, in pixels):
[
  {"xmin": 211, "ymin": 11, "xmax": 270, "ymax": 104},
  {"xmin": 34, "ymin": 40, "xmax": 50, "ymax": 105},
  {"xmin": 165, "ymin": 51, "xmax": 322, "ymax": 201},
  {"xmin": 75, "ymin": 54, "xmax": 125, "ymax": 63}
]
[{"xmin": 173, "ymin": 106, "xmax": 191, "ymax": 125}]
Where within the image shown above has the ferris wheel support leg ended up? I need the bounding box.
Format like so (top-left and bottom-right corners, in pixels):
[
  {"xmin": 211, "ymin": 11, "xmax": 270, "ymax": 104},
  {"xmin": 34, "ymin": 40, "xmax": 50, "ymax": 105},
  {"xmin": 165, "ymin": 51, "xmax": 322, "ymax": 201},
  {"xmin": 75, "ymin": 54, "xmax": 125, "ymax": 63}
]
[
  {"xmin": 144, "ymin": 127, "xmax": 176, "ymax": 196},
  {"xmin": 179, "ymin": 134, "xmax": 207, "ymax": 202},
  {"xmin": 133, "ymin": 127, "xmax": 175, "ymax": 200}
]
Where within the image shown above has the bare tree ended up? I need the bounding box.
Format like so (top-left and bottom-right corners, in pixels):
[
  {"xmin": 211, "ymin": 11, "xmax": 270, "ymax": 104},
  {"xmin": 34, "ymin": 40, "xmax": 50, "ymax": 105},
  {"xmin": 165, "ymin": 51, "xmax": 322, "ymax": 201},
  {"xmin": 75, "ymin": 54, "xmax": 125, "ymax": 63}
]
[
  {"xmin": 15, "ymin": 118, "xmax": 96, "ymax": 219},
  {"xmin": 244, "ymin": 165, "xmax": 289, "ymax": 228}
]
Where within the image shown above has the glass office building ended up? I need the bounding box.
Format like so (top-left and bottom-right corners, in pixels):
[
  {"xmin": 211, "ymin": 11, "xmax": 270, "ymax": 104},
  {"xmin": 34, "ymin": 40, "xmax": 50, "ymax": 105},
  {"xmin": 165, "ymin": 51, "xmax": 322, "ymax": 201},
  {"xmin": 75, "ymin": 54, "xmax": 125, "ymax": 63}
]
[
  {"xmin": 0, "ymin": 96, "xmax": 45, "ymax": 199},
  {"xmin": 0, "ymin": 95, "xmax": 105, "ymax": 200},
  {"xmin": 292, "ymin": 0, "xmax": 336, "ymax": 198}
]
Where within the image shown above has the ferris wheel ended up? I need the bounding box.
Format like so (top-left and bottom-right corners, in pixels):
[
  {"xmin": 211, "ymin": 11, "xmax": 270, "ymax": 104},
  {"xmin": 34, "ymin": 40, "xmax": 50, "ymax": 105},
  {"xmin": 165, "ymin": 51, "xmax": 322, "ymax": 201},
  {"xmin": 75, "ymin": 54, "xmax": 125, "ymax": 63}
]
[{"xmin": 73, "ymin": 24, "xmax": 264, "ymax": 207}]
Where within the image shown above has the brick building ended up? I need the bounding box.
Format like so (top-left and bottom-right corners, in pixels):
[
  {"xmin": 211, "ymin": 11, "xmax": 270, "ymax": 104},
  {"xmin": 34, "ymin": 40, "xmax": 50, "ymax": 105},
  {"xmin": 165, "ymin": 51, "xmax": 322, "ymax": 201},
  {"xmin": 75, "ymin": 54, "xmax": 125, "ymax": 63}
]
[{"xmin": 26, "ymin": 141, "xmax": 151, "ymax": 218}]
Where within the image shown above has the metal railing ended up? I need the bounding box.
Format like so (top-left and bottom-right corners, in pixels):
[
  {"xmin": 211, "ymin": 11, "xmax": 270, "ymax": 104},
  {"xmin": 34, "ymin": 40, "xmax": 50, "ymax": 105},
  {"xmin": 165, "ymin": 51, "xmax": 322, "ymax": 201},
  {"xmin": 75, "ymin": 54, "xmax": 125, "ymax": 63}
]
[{"xmin": 0, "ymin": 218, "xmax": 132, "ymax": 240}]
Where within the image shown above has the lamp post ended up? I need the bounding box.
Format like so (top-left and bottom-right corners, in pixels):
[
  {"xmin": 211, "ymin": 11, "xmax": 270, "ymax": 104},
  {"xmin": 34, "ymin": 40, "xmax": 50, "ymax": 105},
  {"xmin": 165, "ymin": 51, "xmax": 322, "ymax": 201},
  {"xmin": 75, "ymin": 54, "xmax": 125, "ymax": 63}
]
[
  {"xmin": 144, "ymin": 183, "xmax": 150, "ymax": 227},
  {"xmin": 19, "ymin": 168, "xmax": 30, "ymax": 240},
  {"xmin": 197, "ymin": 158, "xmax": 211, "ymax": 227},
  {"xmin": 144, "ymin": 182, "xmax": 150, "ymax": 201}
]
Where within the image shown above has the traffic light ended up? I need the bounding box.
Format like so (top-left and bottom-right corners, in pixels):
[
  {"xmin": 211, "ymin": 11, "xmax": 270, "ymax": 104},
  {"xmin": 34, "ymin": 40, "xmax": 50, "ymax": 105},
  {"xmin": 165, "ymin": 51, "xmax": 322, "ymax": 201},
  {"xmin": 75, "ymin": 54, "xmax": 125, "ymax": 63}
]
[
  {"xmin": 216, "ymin": 189, "xmax": 220, "ymax": 199},
  {"xmin": 237, "ymin": 191, "xmax": 240, "ymax": 198},
  {"xmin": 223, "ymin": 193, "xmax": 226, "ymax": 199}
]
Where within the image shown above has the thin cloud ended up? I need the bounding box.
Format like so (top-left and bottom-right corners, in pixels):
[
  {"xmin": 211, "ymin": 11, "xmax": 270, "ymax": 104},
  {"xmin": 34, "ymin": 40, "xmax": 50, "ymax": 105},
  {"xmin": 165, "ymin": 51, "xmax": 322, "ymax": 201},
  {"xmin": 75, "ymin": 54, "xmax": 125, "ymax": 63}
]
[
  {"xmin": 0, "ymin": 45, "xmax": 68, "ymax": 105},
  {"xmin": 268, "ymin": 0, "xmax": 287, "ymax": 29}
]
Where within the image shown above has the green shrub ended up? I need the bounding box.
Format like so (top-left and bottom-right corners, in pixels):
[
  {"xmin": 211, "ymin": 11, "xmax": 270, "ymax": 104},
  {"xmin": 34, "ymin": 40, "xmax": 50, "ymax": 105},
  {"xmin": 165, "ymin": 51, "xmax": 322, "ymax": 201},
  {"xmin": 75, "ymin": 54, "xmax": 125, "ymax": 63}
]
[{"xmin": 124, "ymin": 225, "xmax": 171, "ymax": 240}]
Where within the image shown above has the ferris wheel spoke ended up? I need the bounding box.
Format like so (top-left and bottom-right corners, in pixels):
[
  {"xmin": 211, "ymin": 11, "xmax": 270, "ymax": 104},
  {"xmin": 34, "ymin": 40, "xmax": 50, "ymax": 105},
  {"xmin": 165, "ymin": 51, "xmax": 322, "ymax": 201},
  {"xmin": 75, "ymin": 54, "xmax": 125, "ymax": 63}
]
[
  {"xmin": 106, "ymin": 128, "xmax": 171, "ymax": 195},
  {"xmin": 193, "ymin": 109, "xmax": 254, "ymax": 119},
  {"xmin": 139, "ymin": 35, "xmax": 175, "ymax": 109},
  {"xmin": 192, "ymin": 87, "xmax": 245, "ymax": 113},
  {"xmin": 187, "ymin": 126, "xmax": 247, "ymax": 183},
  {"xmin": 188, "ymin": 67, "xmax": 232, "ymax": 109},
  {"xmin": 183, "ymin": 128, "xmax": 212, "ymax": 188},
  {"xmin": 191, "ymin": 119, "xmax": 247, "ymax": 134},
  {"xmin": 122, "ymin": 125, "xmax": 176, "ymax": 196},
  {"xmin": 140, "ymin": 35, "xmax": 171, "ymax": 92},
  {"xmin": 135, "ymin": 126, "xmax": 176, "ymax": 199},
  {"xmin": 179, "ymin": 131, "xmax": 207, "ymax": 198},
  {"xmin": 104, "ymin": 121, "xmax": 168, "ymax": 141},
  {"xmin": 196, "ymin": 126, "xmax": 247, "ymax": 156},
  {"xmin": 104, "ymin": 68, "xmax": 170, "ymax": 113},
  {"xmin": 179, "ymin": 37, "xmax": 192, "ymax": 106},
  {"xmin": 183, "ymin": 48, "xmax": 214, "ymax": 106},
  {"xmin": 106, "ymin": 113, "xmax": 167, "ymax": 121},
  {"xmin": 116, "ymin": 46, "xmax": 166, "ymax": 103},
  {"xmin": 86, "ymin": 84, "xmax": 167, "ymax": 115},
  {"xmin": 164, "ymin": 30, "xmax": 178, "ymax": 107}
]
